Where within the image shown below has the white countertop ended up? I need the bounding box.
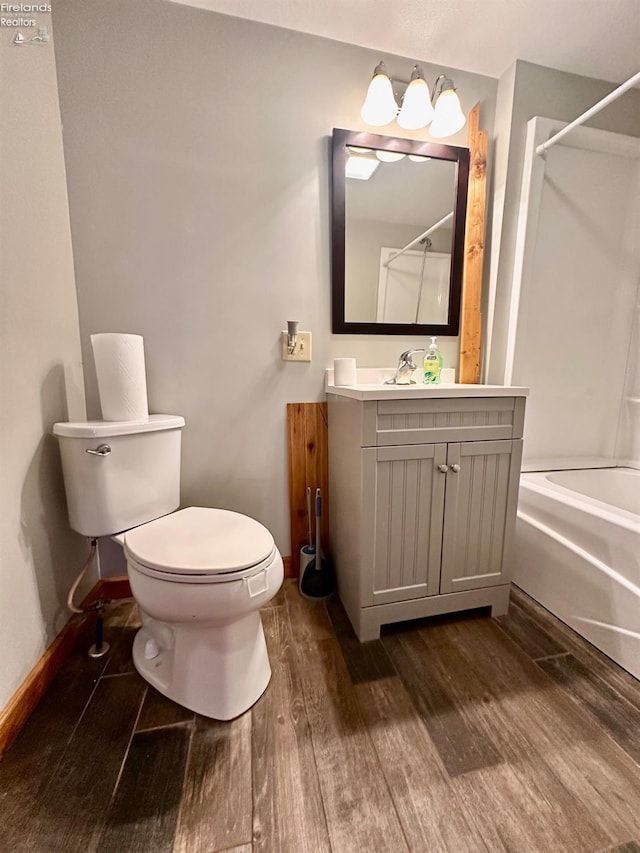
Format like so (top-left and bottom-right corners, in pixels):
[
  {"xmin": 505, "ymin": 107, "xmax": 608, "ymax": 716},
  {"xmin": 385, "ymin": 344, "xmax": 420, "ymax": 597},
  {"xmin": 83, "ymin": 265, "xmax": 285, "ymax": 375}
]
[{"xmin": 325, "ymin": 368, "xmax": 528, "ymax": 401}]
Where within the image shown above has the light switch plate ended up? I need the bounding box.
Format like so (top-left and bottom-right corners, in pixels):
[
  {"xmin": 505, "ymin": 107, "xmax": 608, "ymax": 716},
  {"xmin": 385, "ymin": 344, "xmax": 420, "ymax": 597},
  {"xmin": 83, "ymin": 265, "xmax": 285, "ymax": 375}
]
[{"xmin": 281, "ymin": 331, "xmax": 312, "ymax": 361}]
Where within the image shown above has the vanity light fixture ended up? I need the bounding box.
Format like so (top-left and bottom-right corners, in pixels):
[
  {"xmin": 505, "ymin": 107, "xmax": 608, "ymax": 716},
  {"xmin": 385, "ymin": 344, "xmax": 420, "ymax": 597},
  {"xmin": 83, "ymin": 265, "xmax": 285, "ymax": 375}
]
[
  {"xmin": 397, "ymin": 65, "xmax": 434, "ymax": 130},
  {"xmin": 375, "ymin": 150, "xmax": 406, "ymax": 162},
  {"xmin": 429, "ymin": 77, "xmax": 467, "ymax": 138},
  {"xmin": 360, "ymin": 62, "xmax": 466, "ymax": 138},
  {"xmin": 360, "ymin": 62, "xmax": 398, "ymax": 126}
]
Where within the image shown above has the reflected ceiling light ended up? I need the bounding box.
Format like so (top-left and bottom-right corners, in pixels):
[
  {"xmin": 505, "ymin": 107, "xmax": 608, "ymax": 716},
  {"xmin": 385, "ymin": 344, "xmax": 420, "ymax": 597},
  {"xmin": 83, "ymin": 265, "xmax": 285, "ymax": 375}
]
[
  {"xmin": 429, "ymin": 77, "xmax": 466, "ymax": 138},
  {"xmin": 408, "ymin": 154, "xmax": 432, "ymax": 162},
  {"xmin": 375, "ymin": 150, "xmax": 406, "ymax": 162},
  {"xmin": 345, "ymin": 154, "xmax": 380, "ymax": 180},
  {"xmin": 360, "ymin": 62, "xmax": 465, "ymax": 139},
  {"xmin": 397, "ymin": 66, "xmax": 434, "ymax": 129},
  {"xmin": 360, "ymin": 62, "xmax": 398, "ymax": 126}
]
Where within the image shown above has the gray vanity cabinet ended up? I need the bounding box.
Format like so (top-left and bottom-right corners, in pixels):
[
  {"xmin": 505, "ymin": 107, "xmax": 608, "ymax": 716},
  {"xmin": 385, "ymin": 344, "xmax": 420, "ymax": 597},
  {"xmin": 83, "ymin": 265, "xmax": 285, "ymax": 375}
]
[{"xmin": 327, "ymin": 393, "xmax": 525, "ymax": 641}]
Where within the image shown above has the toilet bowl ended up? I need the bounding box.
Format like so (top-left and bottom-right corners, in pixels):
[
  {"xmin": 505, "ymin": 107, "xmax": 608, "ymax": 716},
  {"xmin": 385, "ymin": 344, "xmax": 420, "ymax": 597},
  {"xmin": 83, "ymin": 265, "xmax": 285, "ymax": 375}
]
[
  {"xmin": 123, "ymin": 506, "xmax": 284, "ymax": 720},
  {"xmin": 52, "ymin": 415, "xmax": 284, "ymax": 720}
]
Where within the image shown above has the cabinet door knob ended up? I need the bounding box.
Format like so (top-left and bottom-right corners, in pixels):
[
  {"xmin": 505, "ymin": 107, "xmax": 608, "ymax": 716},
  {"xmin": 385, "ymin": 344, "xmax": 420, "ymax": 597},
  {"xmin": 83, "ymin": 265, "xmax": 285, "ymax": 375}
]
[
  {"xmin": 450, "ymin": 463, "xmax": 461, "ymax": 473},
  {"xmin": 438, "ymin": 464, "xmax": 448, "ymax": 474}
]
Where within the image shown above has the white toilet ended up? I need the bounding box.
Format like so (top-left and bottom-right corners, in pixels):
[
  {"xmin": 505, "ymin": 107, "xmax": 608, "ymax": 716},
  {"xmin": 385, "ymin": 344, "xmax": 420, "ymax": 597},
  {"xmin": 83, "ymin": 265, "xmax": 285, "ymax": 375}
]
[{"xmin": 53, "ymin": 414, "xmax": 284, "ymax": 720}]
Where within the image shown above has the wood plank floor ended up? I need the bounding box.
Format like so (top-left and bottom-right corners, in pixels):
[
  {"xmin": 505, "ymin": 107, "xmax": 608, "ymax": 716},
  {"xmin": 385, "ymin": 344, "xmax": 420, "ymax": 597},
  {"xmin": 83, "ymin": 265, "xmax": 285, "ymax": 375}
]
[{"xmin": 0, "ymin": 583, "xmax": 639, "ymax": 853}]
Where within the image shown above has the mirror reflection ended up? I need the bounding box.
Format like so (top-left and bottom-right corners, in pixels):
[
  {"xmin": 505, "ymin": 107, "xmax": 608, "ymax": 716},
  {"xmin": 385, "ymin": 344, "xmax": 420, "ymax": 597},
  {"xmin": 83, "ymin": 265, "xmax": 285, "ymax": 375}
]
[{"xmin": 331, "ymin": 129, "xmax": 470, "ymax": 336}]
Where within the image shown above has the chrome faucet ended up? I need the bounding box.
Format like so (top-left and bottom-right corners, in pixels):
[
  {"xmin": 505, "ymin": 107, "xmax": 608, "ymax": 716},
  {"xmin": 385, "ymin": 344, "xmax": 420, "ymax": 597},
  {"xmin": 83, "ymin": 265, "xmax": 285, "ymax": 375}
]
[{"xmin": 385, "ymin": 349, "xmax": 424, "ymax": 385}]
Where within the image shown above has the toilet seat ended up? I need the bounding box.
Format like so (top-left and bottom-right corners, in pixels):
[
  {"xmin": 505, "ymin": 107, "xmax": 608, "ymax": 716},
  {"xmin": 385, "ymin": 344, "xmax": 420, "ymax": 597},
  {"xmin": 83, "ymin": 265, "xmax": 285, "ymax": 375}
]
[{"xmin": 124, "ymin": 506, "xmax": 277, "ymax": 584}]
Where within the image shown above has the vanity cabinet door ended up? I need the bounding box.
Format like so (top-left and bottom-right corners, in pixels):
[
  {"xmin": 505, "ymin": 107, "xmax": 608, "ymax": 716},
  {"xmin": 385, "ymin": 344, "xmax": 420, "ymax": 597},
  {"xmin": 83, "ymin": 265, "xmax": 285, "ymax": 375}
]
[
  {"xmin": 363, "ymin": 443, "xmax": 447, "ymax": 606},
  {"xmin": 439, "ymin": 439, "xmax": 523, "ymax": 594}
]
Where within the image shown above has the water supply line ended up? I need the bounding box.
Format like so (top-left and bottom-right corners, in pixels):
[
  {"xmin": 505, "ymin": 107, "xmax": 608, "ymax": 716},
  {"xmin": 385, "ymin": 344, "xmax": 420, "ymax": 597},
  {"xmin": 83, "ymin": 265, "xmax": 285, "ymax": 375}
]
[
  {"xmin": 67, "ymin": 538, "xmax": 97, "ymax": 614},
  {"xmin": 66, "ymin": 537, "xmax": 111, "ymax": 658}
]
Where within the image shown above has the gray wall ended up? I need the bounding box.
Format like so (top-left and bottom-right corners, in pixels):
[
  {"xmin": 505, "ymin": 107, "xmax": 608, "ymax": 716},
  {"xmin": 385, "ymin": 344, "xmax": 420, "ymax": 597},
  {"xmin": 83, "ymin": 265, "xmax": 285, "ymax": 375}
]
[
  {"xmin": 487, "ymin": 60, "xmax": 640, "ymax": 383},
  {"xmin": 0, "ymin": 23, "xmax": 91, "ymax": 709},
  {"xmin": 52, "ymin": 0, "xmax": 497, "ymax": 554}
]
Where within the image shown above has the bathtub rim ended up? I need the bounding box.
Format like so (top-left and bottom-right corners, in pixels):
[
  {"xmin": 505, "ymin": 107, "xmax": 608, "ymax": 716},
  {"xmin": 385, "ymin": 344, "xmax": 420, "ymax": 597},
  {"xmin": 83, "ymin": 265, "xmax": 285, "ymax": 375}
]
[{"xmin": 519, "ymin": 467, "xmax": 639, "ymax": 534}]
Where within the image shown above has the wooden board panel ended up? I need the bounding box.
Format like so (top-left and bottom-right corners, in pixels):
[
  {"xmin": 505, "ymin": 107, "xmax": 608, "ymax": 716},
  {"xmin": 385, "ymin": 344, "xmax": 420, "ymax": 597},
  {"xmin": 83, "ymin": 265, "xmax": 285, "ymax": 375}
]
[
  {"xmin": 286, "ymin": 402, "xmax": 329, "ymax": 576},
  {"xmin": 459, "ymin": 102, "xmax": 488, "ymax": 383},
  {"xmin": 96, "ymin": 726, "xmax": 190, "ymax": 853}
]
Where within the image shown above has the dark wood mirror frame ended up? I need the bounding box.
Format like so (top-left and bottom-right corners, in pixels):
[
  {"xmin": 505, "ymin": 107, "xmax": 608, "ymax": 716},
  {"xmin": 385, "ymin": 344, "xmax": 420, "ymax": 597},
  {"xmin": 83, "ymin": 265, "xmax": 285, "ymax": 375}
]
[{"xmin": 331, "ymin": 128, "xmax": 470, "ymax": 336}]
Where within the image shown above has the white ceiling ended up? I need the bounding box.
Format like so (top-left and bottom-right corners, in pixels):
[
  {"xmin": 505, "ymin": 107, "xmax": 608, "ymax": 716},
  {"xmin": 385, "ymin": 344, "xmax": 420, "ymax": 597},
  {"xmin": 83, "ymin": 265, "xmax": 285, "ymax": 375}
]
[{"xmin": 168, "ymin": 0, "xmax": 640, "ymax": 84}]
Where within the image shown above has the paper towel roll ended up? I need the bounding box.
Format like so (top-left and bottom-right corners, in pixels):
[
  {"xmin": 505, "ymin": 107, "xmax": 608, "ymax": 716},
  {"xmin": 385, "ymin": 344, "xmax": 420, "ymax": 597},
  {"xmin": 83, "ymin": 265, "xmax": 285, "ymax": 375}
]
[
  {"xmin": 91, "ymin": 333, "xmax": 149, "ymax": 421},
  {"xmin": 334, "ymin": 357, "xmax": 357, "ymax": 386}
]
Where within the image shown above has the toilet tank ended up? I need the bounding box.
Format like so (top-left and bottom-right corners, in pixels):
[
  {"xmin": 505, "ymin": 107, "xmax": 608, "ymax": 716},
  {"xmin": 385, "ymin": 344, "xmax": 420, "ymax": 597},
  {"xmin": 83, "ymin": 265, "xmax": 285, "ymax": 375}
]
[{"xmin": 53, "ymin": 415, "xmax": 185, "ymax": 537}]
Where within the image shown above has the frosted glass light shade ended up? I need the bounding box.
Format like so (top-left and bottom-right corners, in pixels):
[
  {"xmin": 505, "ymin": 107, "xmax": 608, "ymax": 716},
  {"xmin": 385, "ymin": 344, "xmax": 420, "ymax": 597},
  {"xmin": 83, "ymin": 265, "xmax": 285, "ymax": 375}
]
[
  {"xmin": 376, "ymin": 150, "xmax": 406, "ymax": 162},
  {"xmin": 397, "ymin": 77, "xmax": 434, "ymax": 129},
  {"xmin": 360, "ymin": 69, "xmax": 397, "ymax": 126},
  {"xmin": 430, "ymin": 87, "xmax": 466, "ymax": 138}
]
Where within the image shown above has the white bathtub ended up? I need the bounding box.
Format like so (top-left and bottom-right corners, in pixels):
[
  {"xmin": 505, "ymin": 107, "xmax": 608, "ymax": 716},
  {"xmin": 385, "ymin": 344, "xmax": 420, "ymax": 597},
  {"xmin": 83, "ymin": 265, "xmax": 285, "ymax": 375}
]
[{"xmin": 513, "ymin": 467, "xmax": 640, "ymax": 681}]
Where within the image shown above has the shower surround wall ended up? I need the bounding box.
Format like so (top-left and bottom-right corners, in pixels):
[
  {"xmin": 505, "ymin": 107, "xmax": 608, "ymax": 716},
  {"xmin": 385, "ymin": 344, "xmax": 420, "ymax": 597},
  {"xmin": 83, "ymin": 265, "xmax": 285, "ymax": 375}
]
[
  {"xmin": 508, "ymin": 119, "xmax": 640, "ymax": 467},
  {"xmin": 617, "ymin": 289, "xmax": 640, "ymax": 469},
  {"xmin": 51, "ymin": 0, "xmax": 497, "ymax": 557},
  {"xmin": 487, "ymin": 61, "xmax": 640, "ymax": 390}
]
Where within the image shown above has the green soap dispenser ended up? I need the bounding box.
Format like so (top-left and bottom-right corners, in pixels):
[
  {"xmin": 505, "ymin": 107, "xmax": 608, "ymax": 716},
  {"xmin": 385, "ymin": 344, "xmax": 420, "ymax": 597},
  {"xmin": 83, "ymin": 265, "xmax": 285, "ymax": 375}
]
[{"xmin": 423, "ymin": 337, "xmax": 443, "ymax": 384}]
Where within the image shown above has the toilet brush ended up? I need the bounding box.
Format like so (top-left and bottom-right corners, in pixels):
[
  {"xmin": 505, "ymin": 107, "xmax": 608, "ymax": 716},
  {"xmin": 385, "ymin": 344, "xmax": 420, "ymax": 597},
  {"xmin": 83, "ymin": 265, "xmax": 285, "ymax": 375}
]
[
  {"xmin": 299, "ymin": 488, "xmax": 335, "ymax": 600},
  {"xmin": 299, "ymin": 487, "xmax": 315, "ymax": 593}
]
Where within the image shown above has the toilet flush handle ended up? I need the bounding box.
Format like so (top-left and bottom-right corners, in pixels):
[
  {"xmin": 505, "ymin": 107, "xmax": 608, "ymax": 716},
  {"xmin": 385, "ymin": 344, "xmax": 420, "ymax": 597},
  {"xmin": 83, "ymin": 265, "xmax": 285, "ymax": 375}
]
[
  {"xmin": 245, "ymin": 568, "xmax": 269, "ymax": 598},
  {"xmin": 86, "ymin": 444, "xmax": 111, "ymax": 456}
]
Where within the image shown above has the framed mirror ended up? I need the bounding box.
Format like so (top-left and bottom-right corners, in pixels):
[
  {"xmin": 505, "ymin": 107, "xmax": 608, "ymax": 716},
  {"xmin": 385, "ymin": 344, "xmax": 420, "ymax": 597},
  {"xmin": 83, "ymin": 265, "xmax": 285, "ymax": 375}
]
[{"xmin": 331, "ymin": 128, "xmax": 470, "ymax": 335}]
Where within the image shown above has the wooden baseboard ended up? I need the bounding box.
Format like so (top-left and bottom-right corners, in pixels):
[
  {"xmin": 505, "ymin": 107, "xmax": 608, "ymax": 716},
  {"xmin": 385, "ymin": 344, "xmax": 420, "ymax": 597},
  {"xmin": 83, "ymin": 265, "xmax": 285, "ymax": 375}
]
[
  {"xmin": 0, "ymin": 610, "xmax": 88, "ymax": 760},
  {"xmin": 0, "ymin": 575, "xmax": 133, "ymax": 761},
  {"xmin": 0, "ymin": 558, "xmax": 292, "ymax": 759},
  {"xmin": 283, "ymin": 555, "xmax": 293, "ymax": 578},
  {"xmin": 84, "ymin": 575, "xmax": 132, "ymax": 605}
]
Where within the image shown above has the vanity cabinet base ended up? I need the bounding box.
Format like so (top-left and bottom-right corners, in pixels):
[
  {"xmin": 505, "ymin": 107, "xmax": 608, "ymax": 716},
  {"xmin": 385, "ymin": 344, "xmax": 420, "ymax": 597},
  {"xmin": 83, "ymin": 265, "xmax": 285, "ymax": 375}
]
[
  {"xmin": 346, "ymin": 584, "xmax": 511, "ymax": 642},
  {"xmin": 328, "ymin": 391, "xmax": 526, "ymax": 644}
]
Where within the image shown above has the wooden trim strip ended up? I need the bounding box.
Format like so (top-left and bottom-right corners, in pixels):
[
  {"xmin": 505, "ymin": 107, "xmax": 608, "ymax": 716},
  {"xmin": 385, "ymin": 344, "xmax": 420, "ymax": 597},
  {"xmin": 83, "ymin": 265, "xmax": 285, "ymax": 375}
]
[
  {"xmin": 459, "ymin": 102, "xmax": 488, "ymax": 383},
  {"xmin": 0, "ymin": 611, "xmax": 88, "ymax": 759},
  {"xmin": 0, "ymin": 575, "xmax": 132, "ymax": 760},
  {"xmin": 84, "ymin": 575, "xmax": 132, "ymax": 605},
  {"xmin": 286, "ymin": 402, "xmax": 329, "ymax": 577}
]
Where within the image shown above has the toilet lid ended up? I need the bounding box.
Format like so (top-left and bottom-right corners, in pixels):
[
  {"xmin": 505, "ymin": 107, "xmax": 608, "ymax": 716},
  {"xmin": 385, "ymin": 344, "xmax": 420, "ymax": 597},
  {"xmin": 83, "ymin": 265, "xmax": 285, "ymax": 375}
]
[{"xmin": 124, "ymin": 506, "xmax": 275, "ymax": 575}]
